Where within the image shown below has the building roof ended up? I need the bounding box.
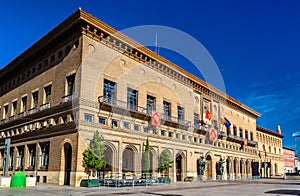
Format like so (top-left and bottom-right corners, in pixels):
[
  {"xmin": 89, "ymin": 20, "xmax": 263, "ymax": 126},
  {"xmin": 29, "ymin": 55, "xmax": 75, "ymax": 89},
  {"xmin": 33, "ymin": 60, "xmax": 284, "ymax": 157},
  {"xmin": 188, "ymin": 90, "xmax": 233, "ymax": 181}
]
[
  {"xmin": 283, "ymin": 146, "xmax": 295, "ymax": 152},
  {"xmin": 0, "ymin": 9, "xmax": 260, "ymax": 119},
  {"xmin": 256, "ymin": 126, "xmax": 284, "ymax": 138}
]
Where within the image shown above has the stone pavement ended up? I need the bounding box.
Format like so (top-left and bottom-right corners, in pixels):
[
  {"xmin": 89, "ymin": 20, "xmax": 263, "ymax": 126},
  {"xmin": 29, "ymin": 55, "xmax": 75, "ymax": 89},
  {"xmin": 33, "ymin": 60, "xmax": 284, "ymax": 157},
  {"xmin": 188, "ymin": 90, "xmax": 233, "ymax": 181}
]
[{"xmin": 1, "ymin": 179, "xmax": 300, "ymax": 196}]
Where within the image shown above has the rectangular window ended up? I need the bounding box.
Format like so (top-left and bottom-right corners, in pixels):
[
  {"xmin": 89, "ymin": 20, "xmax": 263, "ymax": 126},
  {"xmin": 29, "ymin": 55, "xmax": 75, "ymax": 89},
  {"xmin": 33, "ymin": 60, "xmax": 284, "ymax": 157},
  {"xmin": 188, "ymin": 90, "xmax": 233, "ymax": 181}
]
[
  {"xmin": 161, "ymin": 130, "xmax": 165, "ymax": 136},
  {"xmin": 40, "ymin": 143, "xmax": 49, "ymax": 167},
  {"xmin": 134, "ymin": 124, "xmax": 140, "ymax": 131},
  {"xmin": 178, "ymin": 106, "xmax": 184, "ymax": 122},
  {"xmin": 111, "ymin": 120, "xmax": 118, "ymax": 127},
  {"xmin": 84, "ymin": 114, "xmax": 93, "ymax": 122},
  {"xmin": 163, "ymin": 101, "xmax": 171, "ymax": 117},
  {"xmin": 194, "ymin": 113, "xmax": 199, "ymax": 128},
  {"xmin": 245, "ymin": 130, "xmax": 248, "ymax": 139},
  {"xmin": 21, "ymin": 97, "xmax": 27, "ymax": 112},
  {"xmin": 32, "ymin": 91, "xmax": 39, "ymax": 108},
  {"xmin": 66, "ymin": 74, "xmax": 75, "ymax": 96},
  {"xmin": 250, "ymin": 132, "xmax": 253, "ymax": 140},
  {"xmin": 44, "ymin": 85, "xmax": 52, "ymax": 103},
  {"xmin": 28, "ymin": 145, "xmax": 36, "ymax": 167},
  {"xmin": 99, "ymin": 117, "xmax": 106, "ymax": 125},
  {"xmin": 103, "ymin": 79, "xmax": 116, "ymax": 104},
  {"xmin": 176, "ymin": 133, "xmax": 179, "ymax": 139},
  {"xmin": 4, "ymin": 105, "xmax": 8, "ymax": 119},
  {"xmin": 233, "ymin": 126, "xmax": 237, "ymax": 135},
  {"xmin": 146, "ymin": 95, "xmax": 156, "ymax": 114},
  {"xmin": 143, "ymin": 126, "xmax": 149, "ymax": 133},
  {"xmin": 168, "ymin": 132, "xmax": 173, "ymax": 138},
  {"xmin": 152, "ymin": 129, "xmax": 157, "ymax": 134},
  {"xmin": 194, "ymin": 137, "xmax": 197, "ymax": 143},
  {"xmin": 239, "ymin": 128, "xmax": 243, "ymax": 137},
  {"xmin": 12, "ymin": 101, "xmax": 17, "ymax": 116},
  {"xmin": 182, "ymin": 135, "xmax": 186, "ymax": 140},
  {"xmin": 123, "ymin": 122, "xmax": 130, "ymax": 129},
  {"xmin": 127, "ymin": 88, "xmax": 138, "ymax": 110}
]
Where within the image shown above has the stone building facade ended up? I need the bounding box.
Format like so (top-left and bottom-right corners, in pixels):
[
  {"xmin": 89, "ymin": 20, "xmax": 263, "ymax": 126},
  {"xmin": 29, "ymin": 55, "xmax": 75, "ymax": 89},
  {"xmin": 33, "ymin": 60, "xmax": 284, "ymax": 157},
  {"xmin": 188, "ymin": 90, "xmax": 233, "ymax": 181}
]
[
  {"xmin": 256, "ymin": 126, "xmax": 284, "ymax": 177},
  {"xmin": 0, "ymin": 9, "xmax": 283, "ymax": 186}
]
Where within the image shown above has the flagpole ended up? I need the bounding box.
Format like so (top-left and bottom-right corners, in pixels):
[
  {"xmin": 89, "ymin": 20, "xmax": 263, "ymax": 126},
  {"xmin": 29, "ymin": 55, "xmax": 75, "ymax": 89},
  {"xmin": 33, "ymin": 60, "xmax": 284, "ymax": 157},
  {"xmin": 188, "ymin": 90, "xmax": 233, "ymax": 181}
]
[{"xmin": 155, "ymin": 33, "xmax": 158, "ymax": 54}]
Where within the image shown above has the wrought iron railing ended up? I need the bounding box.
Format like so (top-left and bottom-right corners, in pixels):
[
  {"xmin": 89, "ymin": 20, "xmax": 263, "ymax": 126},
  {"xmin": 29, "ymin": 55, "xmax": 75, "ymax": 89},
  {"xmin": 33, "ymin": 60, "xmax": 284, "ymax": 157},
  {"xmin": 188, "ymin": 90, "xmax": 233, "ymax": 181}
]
[
  {"xmin": 40, "ymin": 102, "xmax": 51, "ymax": 111},
  {"xmin": 62, "ymin": 94, "xmax": 74, "ymax": 103}
]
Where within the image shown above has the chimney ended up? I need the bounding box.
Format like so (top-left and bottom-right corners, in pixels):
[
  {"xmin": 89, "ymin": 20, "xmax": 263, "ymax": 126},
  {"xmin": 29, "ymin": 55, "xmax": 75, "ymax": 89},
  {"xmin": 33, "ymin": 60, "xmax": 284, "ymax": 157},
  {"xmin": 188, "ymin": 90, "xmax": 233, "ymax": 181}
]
[{"xmin": 276, "ymin": 125, "xmax": 281, "ymax": 134}]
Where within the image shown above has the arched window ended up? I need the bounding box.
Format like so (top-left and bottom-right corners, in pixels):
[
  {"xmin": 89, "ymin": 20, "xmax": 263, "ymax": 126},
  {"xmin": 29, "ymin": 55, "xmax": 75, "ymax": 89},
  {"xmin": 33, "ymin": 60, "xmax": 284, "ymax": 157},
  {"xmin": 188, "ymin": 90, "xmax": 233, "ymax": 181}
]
[{"xmin": 269, "ymin": 146, "xmax": 271, "ymax": 153}]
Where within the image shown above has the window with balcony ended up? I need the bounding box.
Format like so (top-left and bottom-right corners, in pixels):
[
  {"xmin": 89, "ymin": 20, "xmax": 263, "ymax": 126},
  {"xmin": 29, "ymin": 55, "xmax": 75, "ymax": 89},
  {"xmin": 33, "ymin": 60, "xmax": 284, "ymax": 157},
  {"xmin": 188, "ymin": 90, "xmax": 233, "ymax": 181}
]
[
  {"xmin": 4, "ymin": 105, "xmax": 9, "ymax": 119},
  {"xmin": 239, "ymin": 128, "xmax": 243, "ymax": 137},
  {"xmin": 32, "ymin": 91, "xmax": 39, "ymax": 108},
  {"xmin": 250, "ymin": 132, "xmax": 253, "ymax": 140},
  {"xmin": 127, "ymin": 88, "xmax": 137, "ymax": 110},
  {"xmin": 178, "ymin": 106, "xmax": 184, "ymax": 122},
  {"xmin": 103, "ymin": 79, "xmax": 116, "ymax": 104},
  {"xmin": 66, "ymin": 74, "xmax": 75, "ymax": 96},
  {"xmin": 194, "ymin": 113, "xmax": 199, "ymax": 128},
  {"xmin": 233, "ymin": 126, "xmax": 237, "ymax": 135},
  {"xmin": 21, "ymin": 96, "xmax": 27, "ymax": 113},
  {"xmin": 163, "ymin": 101, "xmax": 171, "ymax": 117},
  {"xmin": 12, "ymin": 101, "xmax": 17, "ymax": 116},
  {"xmin": 245, "ymin": 130, "xmax": 248, "ymax": 139},
  {"xmin": 44, "ymin": 85, "xmax": 52, "ymax": 104},
  {"xmin": 146, "ymin": 95, "xmax": 156, "ymax": 115}
]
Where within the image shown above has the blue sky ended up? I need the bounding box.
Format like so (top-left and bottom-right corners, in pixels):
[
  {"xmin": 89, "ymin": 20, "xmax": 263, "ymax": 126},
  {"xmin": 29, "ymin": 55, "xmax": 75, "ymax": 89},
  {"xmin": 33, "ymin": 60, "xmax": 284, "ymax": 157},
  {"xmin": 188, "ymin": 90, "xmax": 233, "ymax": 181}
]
[{"xmin": 1, "ymin": 1, "xmax": 299, "ymax": 148}]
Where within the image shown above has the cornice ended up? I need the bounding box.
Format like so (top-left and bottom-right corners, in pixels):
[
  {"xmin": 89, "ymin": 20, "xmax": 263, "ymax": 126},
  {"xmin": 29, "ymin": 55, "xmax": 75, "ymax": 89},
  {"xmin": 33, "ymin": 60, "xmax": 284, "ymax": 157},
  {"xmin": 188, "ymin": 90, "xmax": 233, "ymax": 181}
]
[
  {"xmin": 256, "ymin": 126, "xmax": 284, "ymax": 138},
  {"xmin": 0, "ymin": 9, "xmax": 260, "ymax": 119},
  {"xmin": 78, "ymin": 9, "xmax": 260, "ymax": 119}
]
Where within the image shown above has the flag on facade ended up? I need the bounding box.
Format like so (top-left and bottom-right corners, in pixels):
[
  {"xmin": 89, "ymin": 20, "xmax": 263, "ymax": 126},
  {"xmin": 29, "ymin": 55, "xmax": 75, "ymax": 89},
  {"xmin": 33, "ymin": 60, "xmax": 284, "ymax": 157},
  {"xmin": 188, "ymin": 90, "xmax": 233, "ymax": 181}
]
[
  {"xmin": 205, "ymin": 110, "xmax": 212, "ymax": 121},
  {"xmin": 224, "ymin": 117, "xmax": 231, "ymax": 128},
  {"xmin": 265, "ymin": 151, "xmax": 267, "ymax": 157},
  {"xmin": 209, "ymin": 128, "xmax": 218, "ymax": 142},
  {"xmin": 244, "ymin": 138, "xmax": 248, "ymax": 147},
  {"xmin": 151, "ymin": 112, "xmax": 160, "ymax": 126}
]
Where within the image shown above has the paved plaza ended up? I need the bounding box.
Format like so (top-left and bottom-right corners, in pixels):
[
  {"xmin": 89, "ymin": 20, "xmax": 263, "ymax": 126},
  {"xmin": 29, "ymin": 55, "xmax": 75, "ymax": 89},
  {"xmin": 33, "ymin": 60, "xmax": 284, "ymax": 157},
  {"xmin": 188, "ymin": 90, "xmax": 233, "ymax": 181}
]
[{"xmin": 1, "ymin": 179, "xmax": 300, "ymax": 196}]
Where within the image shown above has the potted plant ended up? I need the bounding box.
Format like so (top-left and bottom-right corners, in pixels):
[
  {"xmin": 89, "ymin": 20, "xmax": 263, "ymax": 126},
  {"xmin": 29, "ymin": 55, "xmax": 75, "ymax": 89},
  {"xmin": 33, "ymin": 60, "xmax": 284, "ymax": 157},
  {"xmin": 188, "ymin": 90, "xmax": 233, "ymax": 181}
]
[{"xmin": 81, "ymin": 130, "xmax": 106, "ymax": 187}]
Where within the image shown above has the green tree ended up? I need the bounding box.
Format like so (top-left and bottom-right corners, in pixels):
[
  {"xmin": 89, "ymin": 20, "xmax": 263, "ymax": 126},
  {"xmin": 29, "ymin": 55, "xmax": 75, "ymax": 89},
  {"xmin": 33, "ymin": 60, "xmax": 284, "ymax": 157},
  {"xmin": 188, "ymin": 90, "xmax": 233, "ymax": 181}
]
[
  {"xmin": 142, "ymin": 137, "xmax": 150, "ymax": 177},
  {"xmin": 158, "ymin": 149, "xmax": 172, "ymax": 177},
  {"xmin": 82, "ymin": 130, "xmax": 106, "ymax": 178}
]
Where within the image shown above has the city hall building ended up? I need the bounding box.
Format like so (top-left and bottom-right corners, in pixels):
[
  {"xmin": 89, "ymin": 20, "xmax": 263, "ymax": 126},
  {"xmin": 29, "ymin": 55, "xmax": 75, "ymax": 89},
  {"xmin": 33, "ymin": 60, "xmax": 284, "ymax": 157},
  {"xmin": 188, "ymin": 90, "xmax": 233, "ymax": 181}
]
[{"xmin": 0, "ymin": 9, "xmax": 284, "ymax": 186}]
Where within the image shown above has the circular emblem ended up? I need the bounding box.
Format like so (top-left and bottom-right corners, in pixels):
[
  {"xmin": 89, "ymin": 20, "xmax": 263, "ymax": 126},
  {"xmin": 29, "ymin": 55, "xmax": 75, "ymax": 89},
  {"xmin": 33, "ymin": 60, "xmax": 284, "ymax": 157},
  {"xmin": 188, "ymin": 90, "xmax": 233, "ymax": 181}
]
[
  {"xmin": 209, "ymin": 128, "xmax": 217, "ymax": 141},
  {"xmin": 151, "ymin": 112, "xmax": 161, "ymax": 126}
]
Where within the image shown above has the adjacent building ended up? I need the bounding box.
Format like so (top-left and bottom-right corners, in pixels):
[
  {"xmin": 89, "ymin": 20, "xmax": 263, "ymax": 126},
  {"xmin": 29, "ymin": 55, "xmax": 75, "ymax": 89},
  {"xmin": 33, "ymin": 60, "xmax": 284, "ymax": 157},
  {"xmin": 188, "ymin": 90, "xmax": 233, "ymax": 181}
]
[
  {"xmin": 283, "ymin": 147, "xmax": 297, "ymax": 173},
  {"xmin": 256, "ymin": 126, "xmax": 284, "ymax": 177},
  {"xmin": 0, "ymin": 9, "xmax": 284, "ymax": 186}
]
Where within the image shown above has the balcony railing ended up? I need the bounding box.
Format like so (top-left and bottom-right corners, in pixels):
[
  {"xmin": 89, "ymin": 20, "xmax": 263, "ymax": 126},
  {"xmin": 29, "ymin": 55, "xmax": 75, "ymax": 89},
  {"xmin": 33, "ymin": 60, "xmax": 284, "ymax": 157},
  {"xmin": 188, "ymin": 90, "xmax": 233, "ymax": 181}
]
[
  {"xmin": 0, "ymin": 119, "xmax": 6, "ymax": 125},
  {"xmin": 18, "ymin": 112, "xmax": 27, "ymax": 118},
  {"xmin": 62, "ymin": 94, "xmax": 74, "ymax": 103},
  {"xmin": 227, "ymin": 134, "xmax": 244, "ymax": 143},
  {"xmin": 28, "ymin": 108, "xmax": 38, "ymax": 115},
  {"xmin": 218, "ymin": 130, "xmax": 227, "ymax": 138},
  {"xmin": 98, "ymin": 96, "xmax": 191, "ymax": 128},
  {"xmin": 40, "ymin": 102, "xmax": 51, "ymax": 111},
  {"xmin": 247, "ymin": 139, "xmax": 258, "ymax": 147},
  {"xmin": 8, "ymin": 116, "xmax": 15, "ymax": 122}
]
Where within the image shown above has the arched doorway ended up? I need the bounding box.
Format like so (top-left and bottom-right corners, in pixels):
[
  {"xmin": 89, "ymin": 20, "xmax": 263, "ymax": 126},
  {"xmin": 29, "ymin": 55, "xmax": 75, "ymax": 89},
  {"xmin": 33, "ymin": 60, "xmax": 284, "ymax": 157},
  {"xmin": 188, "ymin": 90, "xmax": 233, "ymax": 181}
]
[
  {"xmin": 63, "ymin": 143, "xmax": 72, "ymax": 185},
  {"xmin": 205, "ymin": 155, "xmax": 212, "ymax": 180},
  {"xmin": 122, "ymin": 148, "xmax": 135, "ymax": 173},
  {"xmin": 176, "ymin": 154, "xmax": 183, "ymax": 181},
  {"xmin": 102, "ymin": 145, "xmax": 113, "ymax": 179}
]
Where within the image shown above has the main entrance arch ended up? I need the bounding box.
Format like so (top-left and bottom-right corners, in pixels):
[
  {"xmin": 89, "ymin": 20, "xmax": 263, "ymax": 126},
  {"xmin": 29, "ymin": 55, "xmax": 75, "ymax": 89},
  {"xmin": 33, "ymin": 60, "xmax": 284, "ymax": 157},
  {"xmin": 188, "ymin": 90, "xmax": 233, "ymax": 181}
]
[{"xmin": 63, "ymin": 142, "xmax": 72, "ymax": 185}]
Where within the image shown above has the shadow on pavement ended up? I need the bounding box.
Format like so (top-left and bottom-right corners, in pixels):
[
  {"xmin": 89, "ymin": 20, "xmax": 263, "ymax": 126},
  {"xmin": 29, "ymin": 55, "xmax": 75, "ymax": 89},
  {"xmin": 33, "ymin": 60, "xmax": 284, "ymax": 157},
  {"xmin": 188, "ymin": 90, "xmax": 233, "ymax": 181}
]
[{"xmin": 265, "ymin": 189, "xmax": 300, "ymax": 195}]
